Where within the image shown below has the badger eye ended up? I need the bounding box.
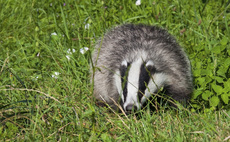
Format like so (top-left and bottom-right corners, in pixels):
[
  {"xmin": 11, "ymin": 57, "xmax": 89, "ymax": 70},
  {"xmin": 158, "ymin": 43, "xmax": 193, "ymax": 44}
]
[
  {"xmin": 120, "ymin": 62, "xmax": 130, "ymax": 74},
  {"xmin": 120, "ymin": 61, "xmax": 131, "ymax": 80},
  {"xmin": 120, "ymin": 65, "xmax": 127, "ymax": 74},
  {"xmin": 146, "ymin": 65, "xmax": 156, "ymax": 74},
  {"xmin": 145, "ymin": 60, "xmax": 155, "ymax": 74}
]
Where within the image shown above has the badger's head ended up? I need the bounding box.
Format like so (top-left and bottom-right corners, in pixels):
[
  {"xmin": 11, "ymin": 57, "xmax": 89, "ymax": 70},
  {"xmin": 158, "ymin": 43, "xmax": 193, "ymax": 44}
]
[{"xmin": 114, "ymin": 58, "xmax": 168, "ymax": 113}]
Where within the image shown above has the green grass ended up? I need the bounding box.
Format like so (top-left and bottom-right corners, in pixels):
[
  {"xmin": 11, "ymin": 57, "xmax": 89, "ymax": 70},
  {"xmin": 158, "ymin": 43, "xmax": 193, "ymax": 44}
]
[{"xmin": 0, "ymin": 0, "xmax": 230, "ymax": 141}]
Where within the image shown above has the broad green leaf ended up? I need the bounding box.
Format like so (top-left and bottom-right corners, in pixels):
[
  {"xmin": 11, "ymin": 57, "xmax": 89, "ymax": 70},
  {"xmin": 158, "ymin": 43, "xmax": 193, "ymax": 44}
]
[
  {"xmin": 224, "ymin": 79, "xmax": 230, "ymax": 92},
  {"xmin": 214, "ymin": 76, "xmax": 223, "ymax": 83},
  {"xmin": 217, "ymin": 66, "xmax": 227, "ymax": 77},
  {"xmin": 35, "ymin": 26, "xmax": 39, "ymax": 32},
  {"xmin": 196, "ymin": 61, "xmax": 203, "ymax": 68},
  {"xmin": 205, "ymin": 76, "xmax": 213, "ymax": 84},
  {"xmin": 220, "ymin": 37, "xmax": 228, "ymax": 46},
  {"xmin": 201, "ymin": 69, "xmax": 212, "ymax": 76},
  {"xmin": 211, "ymin": 84, "xmax": 223, "ymax": 94},
  {"xmin": 197, "ymin": 77, "xmax": 205, "ymax": 85},
  {"xmin": 221, "ymin": 94, "xmax": 229, "ymax": 104},
  {"xmin": 192, "ymin": 89, "xmax": 203, "ymax": 99},
  {"xmin": 220, "ymin": 45, "xmax": 226, "ymax": 51},
  {"xmin": 210, "ymin": 96, "xmax": 220, "ymax": 107},
  {"xmin": 190, "ymin": 104, "xmax": 200, "ymax": 108},
  {"xmin": 202, "ymin": 90, "xmax": 212, "ymax": 101},
  {"xmin": 193, "ymin": 69, "xmax": 201, "ymax": 77},
  {"xmin": 212, "ymin": 46, "xmax": 221, "ymax": 54},
  {"xmin": 224, "ymin": 58, "xmax": 230, "ymax": 66}
]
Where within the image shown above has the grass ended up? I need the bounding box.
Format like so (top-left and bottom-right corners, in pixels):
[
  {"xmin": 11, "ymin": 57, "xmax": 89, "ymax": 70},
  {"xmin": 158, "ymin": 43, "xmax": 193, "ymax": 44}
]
[{"xmin": 0, "ymin": 0, "xmax": 230, "ymax": 141}]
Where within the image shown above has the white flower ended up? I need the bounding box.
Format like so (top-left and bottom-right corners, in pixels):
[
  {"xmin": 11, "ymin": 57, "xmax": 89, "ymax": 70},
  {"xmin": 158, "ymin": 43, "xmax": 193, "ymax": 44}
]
[
  {"xmin": 66, "ymin": 55, "xmax": 71, "ymax": 60},
  {"xmin": 51, "ymin": 32, "xmax": 57, "ymax": 36},
  {"xmin": 67, "ymin": 48, "xmax": 76, "ymax": 54},
  {"xmin": 85, "ymin": 23, "xmax": 90, "ymax": 29},
  {"xmin": 32, "ymin": 76, "xmax": 39, "ymax": 81},
  {"xmin": 35, "ymin": 76, "xmax": 39, "ymax": 80},
  {"xmin": 66, "ymin": 49, "xmax": 76, "ymax": 60},
  {"xmin": 80, "ymin": 47, "xmax": 89, "ymax": 54},
  {"xmin": 136, "ymin": 0, "xmax": 141, "ymax": 5},
  {"xmin": 67, "ymin": 49, "xmax": 71, "ymax": 54},
  {"xmin": 52, "ymin": 72, "xmax": 60, "ymax": 79}
]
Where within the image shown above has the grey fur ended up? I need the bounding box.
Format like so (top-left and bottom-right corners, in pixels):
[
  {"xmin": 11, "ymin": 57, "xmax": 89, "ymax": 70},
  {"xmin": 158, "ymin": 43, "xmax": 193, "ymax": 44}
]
[{"xmin": 91, "ymin": 24, "xmax": 193, "ymax": 111}]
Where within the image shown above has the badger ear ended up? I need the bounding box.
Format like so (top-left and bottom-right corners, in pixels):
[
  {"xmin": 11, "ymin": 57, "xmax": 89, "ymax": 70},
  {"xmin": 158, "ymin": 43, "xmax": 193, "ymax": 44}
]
[
  {"xmin": 121, "ymin": 60, "xmax": 128, "ymax": 67},
  {"xmin": 146, "ymin": 60, "xmax": 154, "ymax": 67}
]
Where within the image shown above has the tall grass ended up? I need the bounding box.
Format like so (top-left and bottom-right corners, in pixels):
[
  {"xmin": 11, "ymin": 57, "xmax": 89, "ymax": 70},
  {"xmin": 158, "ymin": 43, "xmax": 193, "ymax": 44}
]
[{"xmin": 0, "ymin": 0, "xmax": 230, "ymax": 141}]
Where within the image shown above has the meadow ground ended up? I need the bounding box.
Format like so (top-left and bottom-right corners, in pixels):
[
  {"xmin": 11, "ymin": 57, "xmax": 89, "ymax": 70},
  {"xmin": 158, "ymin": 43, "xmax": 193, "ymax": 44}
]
[{"xmin": 0, "ymin": 0, "xmax": 230, "ymax": 141}]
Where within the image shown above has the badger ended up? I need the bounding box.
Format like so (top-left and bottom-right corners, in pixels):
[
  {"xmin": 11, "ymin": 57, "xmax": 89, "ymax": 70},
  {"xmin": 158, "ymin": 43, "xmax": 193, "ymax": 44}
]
[{"xmin": 91, "ymin": 24, "xmax": 193, "ymax": 114}]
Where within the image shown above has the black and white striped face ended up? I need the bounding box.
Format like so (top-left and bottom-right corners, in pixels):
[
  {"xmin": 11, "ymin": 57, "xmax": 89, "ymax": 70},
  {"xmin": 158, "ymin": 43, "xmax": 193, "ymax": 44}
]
[{"xmin": 114, "ymin": 58, "xmax": 167, "ymax": 113}]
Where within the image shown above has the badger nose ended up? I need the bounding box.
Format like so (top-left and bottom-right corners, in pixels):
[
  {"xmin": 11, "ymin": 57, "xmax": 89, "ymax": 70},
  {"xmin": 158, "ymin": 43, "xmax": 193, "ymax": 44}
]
[{"xmin": 125, "ymin": 104, "xmax": 137, "ymax": 113}]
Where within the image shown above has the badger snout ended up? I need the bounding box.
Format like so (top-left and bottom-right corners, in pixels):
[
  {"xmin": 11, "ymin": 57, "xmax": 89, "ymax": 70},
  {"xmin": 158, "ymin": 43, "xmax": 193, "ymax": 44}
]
[
  {"xmin": 125, "ymin": 104, "xmax": 137, "ymax": 112},
  {"xmin": 124, "ymin": 104, "xmax": 138, "ymax": 113},
  {"xmin": 123, "ymin": 101, "xmax": 142, "ymax": 114}
]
